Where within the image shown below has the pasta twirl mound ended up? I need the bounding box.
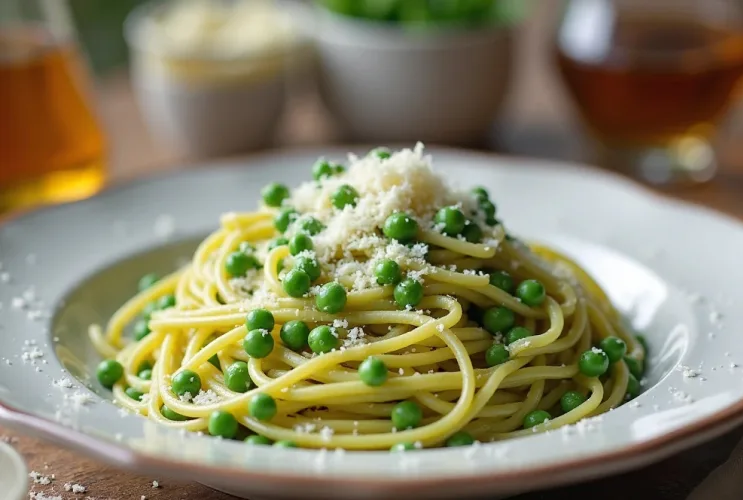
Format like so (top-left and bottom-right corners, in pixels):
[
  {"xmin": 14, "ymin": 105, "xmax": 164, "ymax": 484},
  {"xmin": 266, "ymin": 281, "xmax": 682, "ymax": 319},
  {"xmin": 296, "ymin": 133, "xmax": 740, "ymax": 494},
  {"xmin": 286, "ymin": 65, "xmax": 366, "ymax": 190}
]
[{"xmin": 91, "ymin": 144, "xmax": 646, "ymax": 450}]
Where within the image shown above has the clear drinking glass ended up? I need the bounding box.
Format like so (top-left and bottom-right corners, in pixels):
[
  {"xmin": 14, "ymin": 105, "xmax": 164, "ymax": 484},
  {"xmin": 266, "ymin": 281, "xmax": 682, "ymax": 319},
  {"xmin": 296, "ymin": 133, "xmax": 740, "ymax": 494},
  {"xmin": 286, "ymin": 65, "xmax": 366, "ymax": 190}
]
[
  {"xmin": 0, "ymin": 0, "xmax": 106, "ymax": 212},
  {"xmin": 554, "ymin": 0, "xmax": 743, "ymax": 185}
]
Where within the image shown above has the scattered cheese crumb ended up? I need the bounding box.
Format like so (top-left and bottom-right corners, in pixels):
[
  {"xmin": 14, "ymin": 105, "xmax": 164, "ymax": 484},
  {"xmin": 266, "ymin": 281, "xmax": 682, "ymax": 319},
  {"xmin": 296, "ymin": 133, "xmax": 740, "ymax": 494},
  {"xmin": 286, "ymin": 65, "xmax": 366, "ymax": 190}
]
[
  {"xmin": 319, "ymin": 426, "xmax": 334, "ymax": 441},
  {"xmin": 677, "ymin": 365, "xmax": 700, "ymax": 378},
  {"xmin": 29, "ymin": 493, "xmax": 62, "ymax": 500},
  {"xmin": 53, "ymin": 377, "xmax": 73, "ymax": 389},
  {"xmin": 29, "ymin": 471, "xmax": 53, "ymax": 485},
  {"xmin": 152, "ymin": 480, "xmax": 160, "ymax": 488},
  {"xmin": 64, "ymin": 483, "xmax": 87, "ymax": 494}
]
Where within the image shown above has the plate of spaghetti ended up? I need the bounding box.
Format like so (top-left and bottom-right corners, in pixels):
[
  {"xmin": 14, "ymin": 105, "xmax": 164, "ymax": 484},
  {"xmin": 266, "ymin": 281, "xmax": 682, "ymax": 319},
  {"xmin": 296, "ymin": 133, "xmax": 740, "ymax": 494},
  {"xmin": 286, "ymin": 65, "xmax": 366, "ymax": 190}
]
[{"xmin": 1, "ymin": 145, "xmax": 742, "ymax": 499}]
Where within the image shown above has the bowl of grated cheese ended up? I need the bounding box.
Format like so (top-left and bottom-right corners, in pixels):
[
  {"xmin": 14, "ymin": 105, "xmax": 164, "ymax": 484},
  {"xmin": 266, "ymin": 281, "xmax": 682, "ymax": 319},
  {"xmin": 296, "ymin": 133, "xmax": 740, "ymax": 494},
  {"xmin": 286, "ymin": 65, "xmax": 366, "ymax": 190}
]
[{"xmin": 125, "ymin": 0, "xmax": 313, "ymax": 160}]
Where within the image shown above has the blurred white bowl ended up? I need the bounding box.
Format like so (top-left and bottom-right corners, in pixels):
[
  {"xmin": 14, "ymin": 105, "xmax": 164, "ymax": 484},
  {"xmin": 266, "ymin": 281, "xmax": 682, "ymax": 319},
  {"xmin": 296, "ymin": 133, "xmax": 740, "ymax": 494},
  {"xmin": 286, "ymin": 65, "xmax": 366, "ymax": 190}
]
[
  {"xmin": 125, "ymin": 1, "xmax": 312, "ymax": 160},
  {"xmin": 312, "ymin": 8, "xmax": 514, "ymax": 146},
  {"xmin": 0, "ymin": 442, "xmax": 26, "ymax": 500}
]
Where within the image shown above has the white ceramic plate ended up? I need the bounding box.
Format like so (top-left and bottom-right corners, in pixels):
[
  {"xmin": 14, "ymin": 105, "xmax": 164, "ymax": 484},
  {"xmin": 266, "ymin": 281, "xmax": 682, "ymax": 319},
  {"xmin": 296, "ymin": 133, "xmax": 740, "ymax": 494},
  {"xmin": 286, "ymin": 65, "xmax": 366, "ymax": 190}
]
[
  {"xmin": 0, "ymin": 442, "xmax": 27, "ymax": 500},
  {"xmin": 1, "ymin": 148, "xmax": 743, "ymax": 500}
]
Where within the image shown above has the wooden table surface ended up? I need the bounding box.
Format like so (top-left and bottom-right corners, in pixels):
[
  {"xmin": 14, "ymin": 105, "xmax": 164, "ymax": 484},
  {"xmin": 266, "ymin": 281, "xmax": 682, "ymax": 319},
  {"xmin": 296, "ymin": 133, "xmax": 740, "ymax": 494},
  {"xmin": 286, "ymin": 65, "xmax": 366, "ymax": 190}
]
[{"xmin": 5, "ymin": 5, "xmax": 743, "ymax": 499}]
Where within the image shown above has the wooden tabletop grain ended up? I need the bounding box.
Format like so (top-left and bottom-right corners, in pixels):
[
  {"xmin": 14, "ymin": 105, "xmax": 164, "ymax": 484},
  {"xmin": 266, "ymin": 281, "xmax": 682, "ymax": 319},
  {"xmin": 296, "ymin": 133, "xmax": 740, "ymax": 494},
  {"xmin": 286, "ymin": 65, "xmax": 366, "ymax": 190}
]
[{"xmin": 5, "ymin": 5, "xmax": 743, "ymax": 499}]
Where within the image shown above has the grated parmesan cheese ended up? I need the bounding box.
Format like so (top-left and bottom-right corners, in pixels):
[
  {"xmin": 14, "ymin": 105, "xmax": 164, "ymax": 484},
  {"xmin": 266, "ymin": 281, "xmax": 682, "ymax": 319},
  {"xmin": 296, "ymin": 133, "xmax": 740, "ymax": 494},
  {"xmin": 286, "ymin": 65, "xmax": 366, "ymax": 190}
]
[{"xmin": 193, "ymin": 389, "xmax": 221, "ymax": 405}]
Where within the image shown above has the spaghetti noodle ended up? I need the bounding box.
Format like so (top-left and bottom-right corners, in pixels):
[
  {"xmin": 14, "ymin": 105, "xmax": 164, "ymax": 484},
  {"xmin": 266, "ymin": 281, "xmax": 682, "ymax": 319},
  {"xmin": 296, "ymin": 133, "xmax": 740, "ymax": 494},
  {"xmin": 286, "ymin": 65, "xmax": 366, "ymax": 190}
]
[{"xmin": 90, "ymin": 144, "xmax": 646, "ymax": 450}]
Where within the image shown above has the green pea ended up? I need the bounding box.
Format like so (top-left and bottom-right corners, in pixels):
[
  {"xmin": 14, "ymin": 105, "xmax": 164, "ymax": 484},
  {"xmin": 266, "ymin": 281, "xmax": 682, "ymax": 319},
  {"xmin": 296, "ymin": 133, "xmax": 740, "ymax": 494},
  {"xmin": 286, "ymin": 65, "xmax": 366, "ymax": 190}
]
[
  {"xmin": 249, "ymin": 393, "xmax": 277, "ymax": 421},
  {"xmin": 391, "ymin": 401, "xmax": 422, "ymax": 430},
  {"xmin": 133, "ymin": 319, "xmax": 150, "ymax": 341},
  {"xmin": 482, "ymin": 307, "xmax": 515, "ymax": 334},
  {"xmin": 138, "ymin": 368, "xmax": 153, "ymax": 381},
  {"xmin": 308, "ymin": 325, "xmax": 339, "ymax": 354},
  {"xmin": 331, "ymin": 184, "xmax": 359, "ymax": 209},
  {"xmin": 96, "ymin": 359, "xmax": 123, "ymax": 389},
  {"xmin": 382, "ymin": 212, "xmax": 418, "ymax": 242},
  {"xmin": 243, "ymin": 329, "xmax": 275, "ymax": 358},
  {"xmin": 479, "ymin": 199, "xmax": 498, "ymax": 226},
  {"xmin": 298, "ymin": 217, "xmax": 324, "ymax": 236},
  {"xmin": 489, "ymin": 271, "xmax": 514, "ymax": 293},
  {"xmin": 274, "ymin": 207, "xmax": 298, "ymax": 233},
  {"xmin": 247, "ymin": 308, "xmax": 275, "ymax": 332},
  {"xmin": 315, "ymin": 282, "xmax": 347, "ymax": 314},
  {"xmin": 280, "ymin": 320, "xmax": 310, "ymax": 351},
  {"xmin": 370, "ymin": 147, "xmax": 391, "ymax": 159},
  {"xmin": 261, "ymin": 182, "xmax": 290, "ymax": 207},
  {"xmin": 208, "ymin": 411, "xmax": 239, "ymax": 439},
  {"xmin": 599, "ymin": 336, "xmax": 627, "ymax": 363},
  {"xmin": 434, "ymin": 206, "xmax": 466, "ymax": 236},
  {"xmin": 171, "ymin": 369, "xmax": 201, "ymax": 396},
  {"xmin": 359, "ymin": 356, "xmax": 388, "ymax": 387},
  {"xmin": 523, "ymin": 410, "xmax": 551, "ymax": 429},
  {"xmin": 390, "ymin": 442, "xmax": 416, "ymax": 452},
  {"xmin": 138, "ymin": 273, "xmax": 159, "ymax": 292},
  {"xmin": 282, "ymin": 268, "xmax": 311, "ymax": 298},
  {"xmin": 446, "ymin": 431, "xmax": 475, "ymax": 447},
  {"xmin": 224, "ymin": 361, "xmax": 253, "ymax": 393},
  {"xmin": 125, "ymin": 387, "xmax": 144, "ymax": 402},
  {"xmin": 225, "ymin": 251, "xmax": 260, "ymax": 277},
  {"xmin": 245, "ymin": 435, "xmax": 273, "ymax": 446},
  {"xmin": 161, "ymin": 404, "xmax": 188, "ymax": 421},
  {"xmin": 485, "ymin": 343, "xmax": 510, "ymax": 367},
  {"xmin": 624, "ymin": 355, "xmax": 644, "ymax": 379},
  {"xmin": 158, "ymin": 294, "xmax": 176, "ymax": 310},
  {"xmin": 333, "ymin": 163, "xmax": 345, "ymax": 174},
  {"xmin": 267, "ymin": 237, "xmax": 289, "ymax": 251},
  {"xmin": 312, "ymin": 159, "xmax": 335, "ymax": 180},
  {"xmin": 471, "ymin": 186, "xmax": 489, "ymax": 201},
  {"xmin": 289, "ymin": 233, "xmax": 313, "ymax": 256},
  {"xmin": 294, "ymin": 256, "xmax": 321, "ymax": 282},
  {"xmin": 560, "ymin": 391, "xmax": 586, "ymax": 413},
  {"xmin": 579, "ymin": 349, "xmax": 609, "ymax": 377},
  {"xmin": 138, "ymin": 360, "xmax": 153, "ymax": 373},
  {"xmin": 505, "ymin": 326, "xmax": 532, "ymax": 345},
  {"xmin": 462, "ymin": 222, "xmax": 483, "ymax": 243},
  {"xmin": 394, "ymin": 278, "xmax": 424, "ymax": 309},
  {"xmin": 273, "ymin": 440, "xmax": 297, "ymax": 448},
  {"xmin": 374, "ymin": 259, "xmax": 402, "ymax": 285},
  {"xmin": 626, "ymin": 373, "xmax": 641, "ymax": 400},
  {"xmin": 516, "ymin": 279, "xmax": 545, "ymax": 307}
]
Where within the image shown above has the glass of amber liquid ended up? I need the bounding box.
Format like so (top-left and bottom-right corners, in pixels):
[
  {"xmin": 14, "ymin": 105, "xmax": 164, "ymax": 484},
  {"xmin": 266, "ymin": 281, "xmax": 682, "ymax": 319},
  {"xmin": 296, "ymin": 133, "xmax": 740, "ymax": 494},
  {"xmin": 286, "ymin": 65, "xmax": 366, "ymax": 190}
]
[
  {"xmin": 0, "ymin": 1, "xmax": 106, "ymax": 212},
  {"xmin": 555, "ymin": 0, "xmax": 743, "ymax": 185}
]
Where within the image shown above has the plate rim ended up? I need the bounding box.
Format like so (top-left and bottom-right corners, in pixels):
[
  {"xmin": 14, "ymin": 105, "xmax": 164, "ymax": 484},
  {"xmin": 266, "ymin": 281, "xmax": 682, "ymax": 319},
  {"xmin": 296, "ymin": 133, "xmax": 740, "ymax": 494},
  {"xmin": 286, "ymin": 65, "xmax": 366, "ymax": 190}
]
[{"xmin": 2, "ymin": 145, "xmax": 743, "ymax": 495}]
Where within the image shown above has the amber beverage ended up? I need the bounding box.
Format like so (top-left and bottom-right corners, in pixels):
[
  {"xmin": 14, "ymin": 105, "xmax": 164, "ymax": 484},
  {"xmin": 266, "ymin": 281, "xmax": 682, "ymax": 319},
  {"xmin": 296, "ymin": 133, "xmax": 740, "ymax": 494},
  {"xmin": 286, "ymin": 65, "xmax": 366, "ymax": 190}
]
[
  {"xmin": 555, "ymin": 0, "xmax": 743, "ymax": 185},
  {"xmin": 0, "ymin": 27, "xmax": 106, "ymax": 211}
]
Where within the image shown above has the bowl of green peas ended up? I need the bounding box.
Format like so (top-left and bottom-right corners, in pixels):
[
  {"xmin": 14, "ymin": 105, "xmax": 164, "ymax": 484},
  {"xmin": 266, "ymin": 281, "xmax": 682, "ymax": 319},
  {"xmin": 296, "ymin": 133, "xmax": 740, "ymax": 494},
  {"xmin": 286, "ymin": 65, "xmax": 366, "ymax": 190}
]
[{"xmin": 311, "ymin": 0, "xmax": 527, "ymax": 145}]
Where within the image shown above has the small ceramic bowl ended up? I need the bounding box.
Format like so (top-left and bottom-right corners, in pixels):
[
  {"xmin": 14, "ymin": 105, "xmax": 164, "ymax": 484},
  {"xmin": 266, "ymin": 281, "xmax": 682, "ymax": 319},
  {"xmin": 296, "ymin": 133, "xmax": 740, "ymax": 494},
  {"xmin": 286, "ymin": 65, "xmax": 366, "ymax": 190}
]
[
  {"xmin": 311, "ymin": 8, "xmax": 514, "ymax": 145},
  {"xmin": 125, "ymin": 1, "xmax": 313, "ymax": 160},
  {"xmin": 0, "ymin": 442, "xmax": 27, "ymax": 500}
]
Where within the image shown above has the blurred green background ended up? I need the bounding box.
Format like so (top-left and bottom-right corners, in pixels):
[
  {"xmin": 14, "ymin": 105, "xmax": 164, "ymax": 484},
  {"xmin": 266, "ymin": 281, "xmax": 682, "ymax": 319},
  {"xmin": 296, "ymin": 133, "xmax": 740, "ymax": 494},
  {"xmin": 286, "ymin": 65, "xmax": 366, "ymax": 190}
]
[{"xmin": 71, "ymin": 0, "xmax": 147, "ymax": 75}]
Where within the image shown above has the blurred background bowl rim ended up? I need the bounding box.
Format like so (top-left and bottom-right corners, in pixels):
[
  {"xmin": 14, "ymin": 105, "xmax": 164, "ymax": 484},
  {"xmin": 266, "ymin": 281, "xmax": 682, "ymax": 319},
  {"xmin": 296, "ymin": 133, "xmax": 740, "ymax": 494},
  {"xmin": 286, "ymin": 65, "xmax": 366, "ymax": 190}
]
[{"xmin": 124, "ymin": 0, "xmax": 314, "ymax": 64}]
